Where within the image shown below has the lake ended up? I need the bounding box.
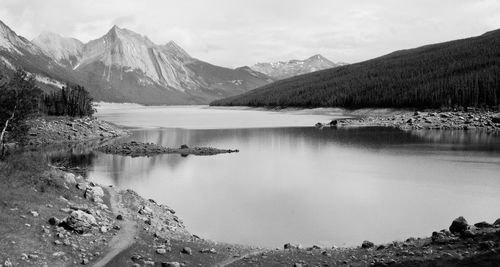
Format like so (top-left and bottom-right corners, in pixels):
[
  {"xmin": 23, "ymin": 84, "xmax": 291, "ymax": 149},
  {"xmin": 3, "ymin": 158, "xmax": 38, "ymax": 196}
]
[{"xmin": 77, "ymin": 104, "xmax": 500, "ymax": 248}]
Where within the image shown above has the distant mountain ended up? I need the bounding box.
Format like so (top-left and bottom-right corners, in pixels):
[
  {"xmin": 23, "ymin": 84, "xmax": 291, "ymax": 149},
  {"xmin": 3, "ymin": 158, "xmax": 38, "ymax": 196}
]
[
  {"xmin": 32, "ymin": 32, "xmax": 83, "ymax": 68},
  {"xmin": 250, "ymin": 54, "xmax": 346, "ymax": 80},
  {"xmin": 212, "ymin": 29, "xmax": 500, "ymax": 109},
  {"xmin": 0, "ymin": 20, "xmax": 273, "ymax": 105},
  {"xmin": 0, "ymin": 20, "xmax": 81, "ymax": 91}
]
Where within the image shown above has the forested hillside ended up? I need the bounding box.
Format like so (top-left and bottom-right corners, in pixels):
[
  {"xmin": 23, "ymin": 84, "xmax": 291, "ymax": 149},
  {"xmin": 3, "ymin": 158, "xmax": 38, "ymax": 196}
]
[{"xmin": 211, "ymin": 29, "xmax": 500, "ymax": 109}]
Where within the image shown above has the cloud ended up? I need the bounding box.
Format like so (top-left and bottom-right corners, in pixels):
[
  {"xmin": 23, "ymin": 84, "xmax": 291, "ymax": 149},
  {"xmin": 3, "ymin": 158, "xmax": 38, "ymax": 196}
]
[{"xmin": 1, "ymin": 0, "xmax": 499, "ymax": 67}]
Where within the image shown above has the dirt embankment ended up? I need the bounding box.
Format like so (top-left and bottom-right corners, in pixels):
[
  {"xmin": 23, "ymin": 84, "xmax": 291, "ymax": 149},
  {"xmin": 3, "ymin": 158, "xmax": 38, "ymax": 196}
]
[
  {"xmin": 318, "ymin": 110, "xmax": 500, "ymax": 134},
  {"xmin": 97, "ymin": 141, "xmax": 239, "ymax": 157},
  {"xmin": 25, "ymin": 116, "xmax": 129, "ymax": 146}
]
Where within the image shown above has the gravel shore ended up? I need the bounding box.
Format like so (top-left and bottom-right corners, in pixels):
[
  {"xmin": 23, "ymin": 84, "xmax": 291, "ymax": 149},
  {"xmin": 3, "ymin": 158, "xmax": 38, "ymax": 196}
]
[{"xmin": 318, "ymin": 110, "xmax": 500, "ymax": 134}]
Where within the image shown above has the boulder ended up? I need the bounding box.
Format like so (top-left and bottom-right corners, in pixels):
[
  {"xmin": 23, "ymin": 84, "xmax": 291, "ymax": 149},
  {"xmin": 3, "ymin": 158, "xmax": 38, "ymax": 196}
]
[
  {"xmin": 48, "ymin": 217, "xmax": 61, "ymax": 226},
  {"xmin": 84, "ymin": 186, "xmax": 104, "ymax": 203},
  {"xmin": 161, "ymin": 262, "xmax": 181, "ymax": 267},
  {"xmin": 181, "ymin": 247, "xmax": 192, "ymax": 255},
  {"xmin": 180, "ymin": 144, "xmax": 189, "ymax": 149},
  {"xmin": 76, "ymin": 183, "xmax": 87, "ymax": 191},
  {"xmin": 491, "ymin": 116, "xmax": 500, "ymax": 124},
  {"xmin": 329, "ymin": 120, "xmax": 338, "ymax": 126},
  {"xmin": 361, "ymin": 240, "xmax": 374, "ymax": 249},
  {"xmin": 139, "ymin": 206, "xmax": 153, "ymax": 215},
  {"xmin": 449, "ymin": 216, "xmax": 468, "ymax": 234},
  {"xmin": 60, "ymin": 210, "xmax": 96, "ymax": 234},
  {"xmin": 474, "ymin": 221, "xmax": 493, "ymax": 228},
  {"xmin": 494, "ymin": 218, "xmax": 500, "ymax": 226},
  {"xmin": 63, "ymin": 172, "xmax": 77, "ymax": 185}
]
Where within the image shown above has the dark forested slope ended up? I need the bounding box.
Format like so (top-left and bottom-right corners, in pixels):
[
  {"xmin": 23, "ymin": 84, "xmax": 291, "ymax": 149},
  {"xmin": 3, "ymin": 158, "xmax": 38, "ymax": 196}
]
[{"xmin": 211, "ymin": 29, "xmax": 500, "ymax": 109}]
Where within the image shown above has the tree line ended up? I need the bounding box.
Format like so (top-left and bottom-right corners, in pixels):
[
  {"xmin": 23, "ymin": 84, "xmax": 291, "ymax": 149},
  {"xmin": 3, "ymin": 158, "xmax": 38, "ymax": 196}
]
[
  {"xmin": 1, "ymin": 69, "xmax": 95, "ymax": 157},
  {"xmin": 211, "ymin": 29, "xmax": 500, "ymax": 110}
]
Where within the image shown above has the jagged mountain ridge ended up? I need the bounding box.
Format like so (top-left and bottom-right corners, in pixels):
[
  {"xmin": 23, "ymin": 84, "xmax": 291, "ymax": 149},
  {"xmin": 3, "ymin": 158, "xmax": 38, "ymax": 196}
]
[
  {"xmin": 0, "ymin": 20, "xmax": 273, "ymax": 104},
  {"xmin": 250, "ymin": 54, "xmax": 346, "ymax": 80}
]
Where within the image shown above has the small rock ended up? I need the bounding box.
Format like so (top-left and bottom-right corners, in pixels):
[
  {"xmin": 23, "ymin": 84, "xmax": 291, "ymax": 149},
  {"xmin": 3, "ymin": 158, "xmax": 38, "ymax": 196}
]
[
  {"xmin": 156, "ymin": 248, "xmax": 167, "ymax": 254},
  {"xmin": 493, "ymin": 218, "xmax": 500, "ymax": 226},
  {"xmin": 21, "ymin": 253, "xmax": 28, "ymax": 260},
  {"xmin": 284, "ymin": 243, "xmax": 299, "ymax": 249},
  {"xmin": 362, "ymin": 240, "xmax": 374, "ymax": 249},
  {"xmin": 28, "ymin": 254, "xmax": 39, "ymax": 260},
  {"xmin": 52, "ymin": 252, "xmax": 65, "ymax": 257},
  {"xmin": 200, "ymin": 248, "xmax": 217, "ymax": 254},
  {"xmin": 139, "ymin": 206, "xmax": 153, "ymax": 215},
  {"xmin": 4, "ymin": 259, "xmax": 12, "ymax": 267},
  {"xmin": 161, "ymin": 262, "xmax": 181, "ymax": 267},
  {"xmin": 30, "ymin": 211, "xmax": 39, "ymax": 217},
  {"xmin": 54, "ymin": 240, "xmax": 63, "ymax": 245},
  {"xmin": 113, "ymin": 225, "xmax": 121, "ymax": 230},
  {"xmin": 81, "ymin": 258, "xmax": 89, "ymax": 265},
  {"xmin": 49, "ymin": 217, "xmax": 61, "ymax": 226},
  {"xmin": 131, "ymin": 255, "xmax": 142, "ymax": 261},
  {"xmin": 449, "ymin": 216, "xmax": 468, "ymax": 234},
  {"xmin": 181, "ymin": 247, "xmax": 192, "ymax": 255},
  {"xmin": 100, "ymin": 226, "xmax": 108, "ymax": 233}
]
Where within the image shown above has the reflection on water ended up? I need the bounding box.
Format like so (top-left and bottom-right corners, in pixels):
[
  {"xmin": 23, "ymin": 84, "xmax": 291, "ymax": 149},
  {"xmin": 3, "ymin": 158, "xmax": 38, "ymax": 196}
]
[{"xmin": 80, "ymin": 124, "xmax": 500, "ymax": 248}]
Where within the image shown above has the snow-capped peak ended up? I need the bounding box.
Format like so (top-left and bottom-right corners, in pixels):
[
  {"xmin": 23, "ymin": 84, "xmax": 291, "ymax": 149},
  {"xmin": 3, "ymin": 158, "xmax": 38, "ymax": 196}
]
[{"xmin": 250, "ymin": 54, "xmax": 345, "ymax": 80}]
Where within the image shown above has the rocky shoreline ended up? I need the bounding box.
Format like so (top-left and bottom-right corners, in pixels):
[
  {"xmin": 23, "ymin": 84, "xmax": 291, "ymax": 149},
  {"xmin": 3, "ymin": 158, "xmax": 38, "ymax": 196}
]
[
  {"xmin": 316, "ymin": 110, "xmax": 500, "ymax": 134},
  {"xmin": 233, "ymin": 217, "xmax": 500, "ymax": 266},
  {"xmin": 97, "ymin": 141, "xmax": 239, "ymax": 157},
  {"xmin": 25, "ymin": 116, "xmax": 129, "ymax": 146},
  {"xmin": 2, "ymin": 113, "xmax": 500, "ymax": 266}
]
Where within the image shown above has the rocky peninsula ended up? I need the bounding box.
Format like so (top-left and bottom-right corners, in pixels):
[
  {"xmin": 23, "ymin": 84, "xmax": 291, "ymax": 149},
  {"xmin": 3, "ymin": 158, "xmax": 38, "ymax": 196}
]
[
  {"xmin": 317, "ymin": 110, "xmax": 500, "ymax": 134},
  {"xmin": 25, "ymin": 117, "xmax": 129, "ymax": 146},
  {"xmin": 97, "ymin": 141, "xmax": 239, "ymax": 157}
]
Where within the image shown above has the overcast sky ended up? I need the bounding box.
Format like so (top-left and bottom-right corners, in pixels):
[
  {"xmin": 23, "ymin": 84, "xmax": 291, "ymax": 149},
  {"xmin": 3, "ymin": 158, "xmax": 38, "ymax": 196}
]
[{"xmin": 1, "ymin": 0, "xmax": 499, "ymax": 68}]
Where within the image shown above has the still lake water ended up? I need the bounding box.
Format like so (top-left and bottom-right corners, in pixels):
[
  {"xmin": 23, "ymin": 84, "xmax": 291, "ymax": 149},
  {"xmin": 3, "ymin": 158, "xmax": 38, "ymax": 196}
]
[{"xmin": 84, "ymin": 104, "xmax": 500, "ymax": 248}]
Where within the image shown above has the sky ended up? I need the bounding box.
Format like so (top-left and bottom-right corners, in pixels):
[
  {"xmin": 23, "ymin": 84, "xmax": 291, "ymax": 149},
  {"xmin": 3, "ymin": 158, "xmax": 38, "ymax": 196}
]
[{"xmin": 1, "ymin": 0, "xmax": 499, "ymax": 68}]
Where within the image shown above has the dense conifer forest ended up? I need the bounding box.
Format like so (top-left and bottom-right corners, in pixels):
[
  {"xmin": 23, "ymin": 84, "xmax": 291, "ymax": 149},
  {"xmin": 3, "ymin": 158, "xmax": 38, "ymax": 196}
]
[{"xmin": 211, "ymin": 29, "xmax": 500, "ymax": 109}]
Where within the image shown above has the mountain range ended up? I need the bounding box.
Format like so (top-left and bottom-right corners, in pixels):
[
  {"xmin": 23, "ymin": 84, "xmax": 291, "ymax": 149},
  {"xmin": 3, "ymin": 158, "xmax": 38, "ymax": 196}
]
[
  {"xmin": 0, "ymin": 20, "xmax": 276, "ymax": 104},
  {"xmin": 250, "ymin": 55, "xmax": 346, "ymax": 80},
  {"xmin": 0, "ymin": 20, "xmax": 342, "ymax": 105}
]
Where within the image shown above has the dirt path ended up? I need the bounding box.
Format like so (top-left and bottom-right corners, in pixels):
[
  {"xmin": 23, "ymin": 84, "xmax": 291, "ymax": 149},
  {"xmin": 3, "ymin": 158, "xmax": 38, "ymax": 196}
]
[
  {"xmin": 217, "ymin": 250, "xmax": 266, "ymax": 267},
  {"xmin": 93, "ymin": 188, "xmax": 137, "ymax": 267}
]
